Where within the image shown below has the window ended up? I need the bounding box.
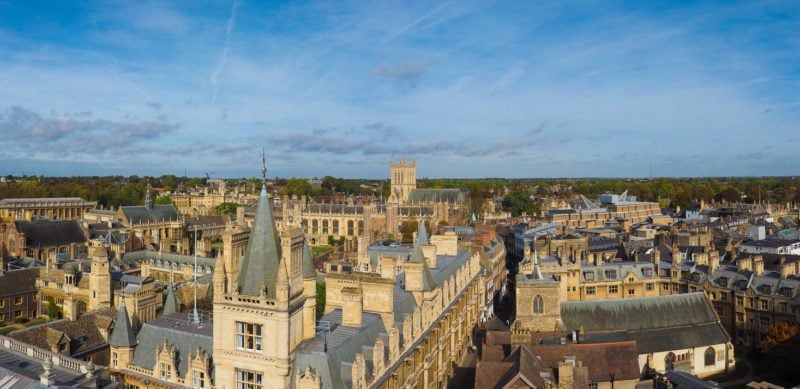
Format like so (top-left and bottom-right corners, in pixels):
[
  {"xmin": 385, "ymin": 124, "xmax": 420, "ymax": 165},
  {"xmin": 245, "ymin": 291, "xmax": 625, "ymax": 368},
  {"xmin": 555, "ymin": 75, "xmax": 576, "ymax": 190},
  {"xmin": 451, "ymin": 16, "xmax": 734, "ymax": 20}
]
[
  {"xmin": 236, "ymin": 369, "xmax": 263, "ymax": 389},
  {"xmin": 628, "ymin": 277, "xmax": 634, "ymax": 283},
  {"xmin": 311, "ymin": 220, "xmax": 318, "ymax": 235},
  {"xmin": 0, "ymin": 299, "xmax": 5, "ymax": 308},
  {"xmin": 160, "ymin": 362, "xmax": 172, "ymax": 380},
  {"xmin": 322, "ymin": 220, "xmax": 329, "ymax": 234},
  {"xmin": 608, "ymin": 285, "xmax": 618, "ymax": 294},
  {"xmin": 642, "ymin": 268, "xmax": 653, "ymax": 277},
  {"xmin": 192, "ymin": 371, "xmax": 205, "ymax": 388},
  {"xmin": 347, "ymin": 220, "xmax": 354, "ymax": 235},
  {"xmin": 586, "ymin": 287, "xmax": 596, "ymax": 295},
  {"xmin": 583, "ymin": 272, "xmax": 594, "ymax": 281},
  {"xmin": 112, "ymin": 351, "xmax": 118, "ymax": 368},
  {"xmin": 759, "ymin": 316, "xmax": 770, "ymax": 327},
  {"xmin": 589, "ymin": 383, "xmax": 598, "ymax": 389},
  {"xmin": 332, "ymin": 220, "xmax": 339, "ymax": 235},
  {"xmin": 14, "ymin": 296, "xmax": 22, "ymax": 305},
  {"xmin": 704, "ymin": 347, "xmax": 716, "ymax": 366},
  {"xmin": 662, "ymin": 283, "xmax": 669, "ymax": 291},
  {"xmin": 533, "ymin": 295, "xmax": 544, "ymax": 314},
  {"xmin": 748, "ymin": 298, "xmax": 755, "ymax": 308},
  {"xmin": 236, "ymin": 322, "xmax": 263, "ymax": 352},
  {"xmin": 13, "ymin": 310, "xmax": 23, "ymax": 319},
  {"xmin": 760, "ymin": 300, "xmax": 769, "ymax": 310},
  {"xmin": 736, "ymin": 296, "xmax": 744, "ymax": 306},
  {"xmin": 717, "ymin": 350, "xmax": 724, "ymax": 362},
  {"xmin": 628, "ymin": 289, "xmax": 635, "ymax": 296},
  {"xmin": 720, "ymin": 292, "xmax": 727, "ymax": 301},
  {"xmin": 645, "ymin": 283, "xmax": 654, "ymax": 291},
  {"xmin": 604, "ymin": 270, "xmax": 617, "ymax": 279}
]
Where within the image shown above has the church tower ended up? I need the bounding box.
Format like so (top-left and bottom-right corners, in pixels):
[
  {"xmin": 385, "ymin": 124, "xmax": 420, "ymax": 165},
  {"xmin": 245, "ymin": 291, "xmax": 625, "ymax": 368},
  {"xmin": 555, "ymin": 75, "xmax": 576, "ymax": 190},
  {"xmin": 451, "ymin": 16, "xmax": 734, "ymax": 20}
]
[
  {"xmin": 89, "ymin": 245, "xmax": 111, "ymax": 310},
  {"xmin": 388, "ymin": 156, "xmax": 416, "ymax": 205},
  {"xmin": 213, "ymin": 153, "xmax": 310, "ymax": 388}
]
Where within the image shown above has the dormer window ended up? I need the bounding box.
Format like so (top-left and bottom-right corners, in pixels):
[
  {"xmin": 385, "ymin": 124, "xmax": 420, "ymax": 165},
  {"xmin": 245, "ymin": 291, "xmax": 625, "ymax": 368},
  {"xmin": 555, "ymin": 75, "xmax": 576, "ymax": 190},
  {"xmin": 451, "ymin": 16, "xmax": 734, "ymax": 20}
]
[
  {"xmin": 642, "ymin": 268, "xmax": 653, "ymax": 277},
  {"xmin": 717, "ymin": 277, "xmax": 728, "ymax": 287},
  {"xmin": 604, "ymin": 270, "xmax": 617, "ymax": 279},
  {"xmin": 583, "ymin": 272, "xmax": 594, "ymax": 281}
]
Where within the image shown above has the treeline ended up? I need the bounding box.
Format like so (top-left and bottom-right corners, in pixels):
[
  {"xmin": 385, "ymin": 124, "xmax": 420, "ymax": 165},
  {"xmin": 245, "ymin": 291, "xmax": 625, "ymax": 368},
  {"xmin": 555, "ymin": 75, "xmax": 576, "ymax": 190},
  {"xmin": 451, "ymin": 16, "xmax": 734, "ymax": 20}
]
[{"xmin": 2, "ymin": 175, "xmax": 799, "ymax": 211}]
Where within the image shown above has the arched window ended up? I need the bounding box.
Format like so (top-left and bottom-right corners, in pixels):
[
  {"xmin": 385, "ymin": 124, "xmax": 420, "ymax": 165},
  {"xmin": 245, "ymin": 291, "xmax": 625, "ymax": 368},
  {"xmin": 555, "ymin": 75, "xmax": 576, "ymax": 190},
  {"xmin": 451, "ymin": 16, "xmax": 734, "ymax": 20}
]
[
  {"xmin": 8, "ymin": 238, "xmax": 15, "ymax": 255},
  {"xmin": 704, "ymin": 347, "xmax": 716, "ymax": 366},
  {"xmin": 322, "ymin": 220, "xmax": 329, "ymax": 235},
  {"xmin": 533, "ymin": 295, "xmax": 544, "ymax": 314},
  {"xmin": 665, "ymin": 352, "xmax": 676, "ymax": 371},
  {"xmin": 358, "ymin": 221, "xmax": 365, "ymax": 236},
  {"xmin": 311, "ymin": 220, "xmax": 319, "ymax": 235},
  {"xmin": 347, "ymin": 221, "xmax": 354, "ymax": 235},
  {"xmin": 332, "ymin": 220, "xmax": 339, "ymax": 235}
]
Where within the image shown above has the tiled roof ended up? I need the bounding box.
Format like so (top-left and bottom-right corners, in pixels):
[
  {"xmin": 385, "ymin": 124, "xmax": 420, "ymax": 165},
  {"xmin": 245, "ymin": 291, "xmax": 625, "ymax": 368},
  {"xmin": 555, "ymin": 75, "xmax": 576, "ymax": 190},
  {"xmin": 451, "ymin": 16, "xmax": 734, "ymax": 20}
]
[
  {"xmin": 0, "ymin": 268, "xmax": 38, "ymax": 297},
  {"xmin": 10, "ymin": 308, "xmax": 115, "ymax": 357}
]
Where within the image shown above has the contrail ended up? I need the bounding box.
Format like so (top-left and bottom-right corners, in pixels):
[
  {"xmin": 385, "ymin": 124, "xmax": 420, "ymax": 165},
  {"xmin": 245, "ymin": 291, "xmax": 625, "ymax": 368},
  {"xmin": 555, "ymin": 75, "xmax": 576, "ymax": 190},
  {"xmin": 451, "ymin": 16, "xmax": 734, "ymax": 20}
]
[
  {"xmin": 211, "ymin": 0, "xmax": 240, "ymax": 104},
  {"xmin": 381, "ymin": 3, "xmax": 450, "ymax": 45}
]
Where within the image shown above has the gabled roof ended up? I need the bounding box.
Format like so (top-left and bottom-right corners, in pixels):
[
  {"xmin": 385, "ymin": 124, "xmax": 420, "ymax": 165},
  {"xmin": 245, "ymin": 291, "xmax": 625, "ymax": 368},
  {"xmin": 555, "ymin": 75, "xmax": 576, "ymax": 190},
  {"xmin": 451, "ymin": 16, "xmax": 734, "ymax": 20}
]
[
  {"xmin": 13, "ymin": 220, "xmax": 86, "ymax": 247},
  {"xmin": 109, "ymin": 303, "xmax": 137, "ymax": 347},
  {"xmin": 119, "ymin": 204, "xmax": 180, "ymax": 225},
  {"xmin": 237, "ymin": 185, "xmax": 282, "ymax": 297},
  {"xmin": 130, "ymin": 312, "xmax": 213, "ymax": 379}
]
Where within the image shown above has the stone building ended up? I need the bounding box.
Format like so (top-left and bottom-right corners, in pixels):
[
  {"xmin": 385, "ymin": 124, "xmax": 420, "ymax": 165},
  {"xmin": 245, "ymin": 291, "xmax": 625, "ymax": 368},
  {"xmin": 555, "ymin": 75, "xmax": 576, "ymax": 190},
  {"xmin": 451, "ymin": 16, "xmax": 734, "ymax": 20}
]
[
  {"xmin": 0, "ymin": 267, "xmax": 39, "ymax": 323},
  {"xmin": 116, "ymin": 191, "xmax": 183, "ymax": 253},
  {"xmin": 0, "ymin": 197, "xmax": 96, "ymax": 221},
  {"xmin": 515, "ymin": 258, "xmax": 734, "ymax": 379},
  {"xmin": 36, "ymin": 245, "xmax": 113, "ymax": 320},
  {"xmin": 2, "ymin": 219, "xmax": 87, "ymax": 262}
]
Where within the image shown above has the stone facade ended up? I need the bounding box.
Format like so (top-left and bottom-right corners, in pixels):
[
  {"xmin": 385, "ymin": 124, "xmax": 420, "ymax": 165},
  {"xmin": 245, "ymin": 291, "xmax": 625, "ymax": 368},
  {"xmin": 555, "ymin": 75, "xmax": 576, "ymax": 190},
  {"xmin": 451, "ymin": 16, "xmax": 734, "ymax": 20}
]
[{"xmin": 0, "ymin": 197, "xmax": 96, "ymax": 222}]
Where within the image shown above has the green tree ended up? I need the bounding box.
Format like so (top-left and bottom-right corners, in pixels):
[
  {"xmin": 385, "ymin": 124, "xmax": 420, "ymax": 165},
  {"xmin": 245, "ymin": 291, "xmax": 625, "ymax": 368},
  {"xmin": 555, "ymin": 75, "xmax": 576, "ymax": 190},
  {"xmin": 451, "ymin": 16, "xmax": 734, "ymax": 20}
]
[
  {"xmin": 502, "ymin": 191, "xmax": 538, "ymax": 217},
  {"xmin": 316, "ymin": 281, "xmax": 326, "ymax": 319},
  {"xmin": 155, "ymin": 195, "xmax": 173, "ymax": 205},
  {"xmin": 47, "ymin": 300, "xmax": 60, "ymax": 319},
  {"xmin": 282, "ymin": 178, "xmax": 313, "ymax": 197},
  {"xmin": 215, "ymin": 202, "xmax": 238, "ymax": 215}
]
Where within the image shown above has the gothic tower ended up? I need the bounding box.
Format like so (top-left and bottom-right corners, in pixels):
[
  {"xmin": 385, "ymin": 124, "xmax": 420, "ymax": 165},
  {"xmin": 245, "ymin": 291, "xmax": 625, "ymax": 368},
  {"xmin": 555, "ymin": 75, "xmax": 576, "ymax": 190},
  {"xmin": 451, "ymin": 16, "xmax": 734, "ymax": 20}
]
[
  {"xmin": 388, "ymin": 156, "xmax": 416, "ymax": 205},
  {"xmin": 89, "ymin": 245, "xmax": 111, "ymax": 310},
  {"xmin": 213, "ymin": 155, "xmax": 310, "ymax": 388}
]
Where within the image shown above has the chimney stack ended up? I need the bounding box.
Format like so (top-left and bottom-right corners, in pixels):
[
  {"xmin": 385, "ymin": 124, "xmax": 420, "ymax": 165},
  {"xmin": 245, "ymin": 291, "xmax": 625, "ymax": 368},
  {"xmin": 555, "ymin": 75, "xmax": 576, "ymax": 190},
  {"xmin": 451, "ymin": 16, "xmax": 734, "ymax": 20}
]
[{"xmin": 341, "ymin": 287, "xmax": 363, "ymax": 328}]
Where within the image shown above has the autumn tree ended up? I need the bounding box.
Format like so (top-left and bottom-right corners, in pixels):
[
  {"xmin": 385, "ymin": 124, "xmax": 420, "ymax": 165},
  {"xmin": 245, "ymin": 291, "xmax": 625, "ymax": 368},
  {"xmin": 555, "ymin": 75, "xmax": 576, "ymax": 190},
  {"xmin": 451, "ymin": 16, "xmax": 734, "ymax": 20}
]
[{"xmin": 761, "ymin": 321, "xmax": 800, "ymax": 351}]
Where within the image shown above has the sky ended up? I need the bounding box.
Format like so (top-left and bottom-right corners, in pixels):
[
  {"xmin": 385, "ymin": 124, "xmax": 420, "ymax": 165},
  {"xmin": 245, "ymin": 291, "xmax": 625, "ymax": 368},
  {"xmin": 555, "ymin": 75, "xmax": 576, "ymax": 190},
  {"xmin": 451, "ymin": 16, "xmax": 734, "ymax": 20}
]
[{"xmin": 0, "ymin": 1, "xmax": 798, "ymax": 179}]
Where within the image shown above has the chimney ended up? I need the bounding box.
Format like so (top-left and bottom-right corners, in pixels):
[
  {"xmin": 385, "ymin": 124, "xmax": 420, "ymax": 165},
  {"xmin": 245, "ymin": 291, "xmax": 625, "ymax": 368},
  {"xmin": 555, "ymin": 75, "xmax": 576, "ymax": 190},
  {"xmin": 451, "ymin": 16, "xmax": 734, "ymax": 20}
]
[
  {"xmin": 341, "ymin": 287, "xmax": 363, "ymax": 328},
  {"xmin": 422, "ymin": 244, "xmax": 437, "ymax": 268},
  {"xmin": 652, "ymin": 247, "xmax": 661, "ymax": 265},
  {"xmin": 779, "ymin": 260, "xmax": 795, "ymax": 279},
  {"xmin": 738, "ymin": 257, "xmax": 753, "ymax": 273},
  {"xmin": 594, "ymin": 254, "xmax": 603, "ymax": 267},
  {"xmin": 380, "ymin": 257, "xmax": 396, "ymax": 282},
  {"xmin": 709, "ymin": 251, "xmax": 720, "ymax": 274},
  {"xmin": 754, "ymin": 256, "xmax": 764, "ymax": 276}
]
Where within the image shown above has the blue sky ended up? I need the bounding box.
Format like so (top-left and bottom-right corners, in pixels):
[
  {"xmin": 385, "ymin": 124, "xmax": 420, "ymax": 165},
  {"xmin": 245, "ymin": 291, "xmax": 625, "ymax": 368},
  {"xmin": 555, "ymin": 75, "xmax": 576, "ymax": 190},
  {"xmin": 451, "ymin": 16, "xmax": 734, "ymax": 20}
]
[{"xmin": 0, "ymin": 1, "xmax": 798, "ymax": 178}]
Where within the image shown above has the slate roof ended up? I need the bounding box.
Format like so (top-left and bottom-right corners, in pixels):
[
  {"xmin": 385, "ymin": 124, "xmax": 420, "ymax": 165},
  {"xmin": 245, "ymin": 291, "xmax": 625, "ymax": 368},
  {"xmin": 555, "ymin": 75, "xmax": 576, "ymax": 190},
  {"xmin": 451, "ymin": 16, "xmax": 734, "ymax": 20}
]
[
  {"xmin": 302, "ymin": 235, "xmax": 316, "ymax": 279},
  {"xmin": 124, "ymin": 251, "xmax": 215, "ymax": 271},
  {"xmin": 237, "ymin": 185, "xmax": 282, "ymax": 297},
  {"xmin": 0, "ymin": 350, "xmax": 92, "ymax": 388},
  {"xmin": 415, "ymin": 219, "xmax": 429, "ymax": 245},
  {"xmin": 407, "ymin": 188, "xmax": 465, "ymax": 204},
  {"xmin": 129, "ymin": 312, "xmax": 213, "ymax": 379},
  {"xmin": 561, "ymin": 293, "xmax": 730, "ymax": 355},
  {"xmin": 293, "ymin": 310, "xmax": 387, "ymax": 389},
  {"xmin": 535, "ymin": 341, "xmax": 640, "ymax": 383},
  {"xmin": 0, "ymin": 268, "xmax": 38, "ymax": 297},
  {"xmin": 13, "ymin": 220, "xmax": 86, "ymax": 247},
  {"xmin": 109, "ymin": 303, "xmax": 137, "ymax": 347},
  {"xmin": 163, "ymin": 284, "xmax": 181, "ymax": 315},
  {"xmin": 120, "ymin": 204, "xmax": 180, "ymax": 224}
]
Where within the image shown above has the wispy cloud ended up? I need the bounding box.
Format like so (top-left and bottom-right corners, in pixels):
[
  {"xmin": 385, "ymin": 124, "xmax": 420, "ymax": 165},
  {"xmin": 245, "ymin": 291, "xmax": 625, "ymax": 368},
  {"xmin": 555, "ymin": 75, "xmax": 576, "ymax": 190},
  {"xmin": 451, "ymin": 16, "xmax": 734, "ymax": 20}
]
[{"xmin": 211, "ymin": 0, "xmax": 241, "ymax": 104}]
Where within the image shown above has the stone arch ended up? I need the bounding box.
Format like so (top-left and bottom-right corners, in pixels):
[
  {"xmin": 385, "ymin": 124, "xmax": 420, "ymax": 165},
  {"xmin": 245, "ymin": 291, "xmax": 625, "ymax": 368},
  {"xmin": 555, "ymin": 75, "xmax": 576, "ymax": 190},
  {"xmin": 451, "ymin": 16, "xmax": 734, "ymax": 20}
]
[{"xmin": 665, "ymin": 352, "xmax": 676, "ymax": 371}]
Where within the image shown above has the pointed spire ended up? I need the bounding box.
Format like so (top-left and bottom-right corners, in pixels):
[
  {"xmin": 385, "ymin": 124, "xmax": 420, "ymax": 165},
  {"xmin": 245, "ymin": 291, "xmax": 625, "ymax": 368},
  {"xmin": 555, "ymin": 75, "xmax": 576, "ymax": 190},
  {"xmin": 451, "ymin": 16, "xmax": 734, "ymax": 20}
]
[
  {"xmin": 416, "ymin": 218, "xmax": 429, "ymax": 245},
  {"xmin": 237, "ymin": 154, "xmax": 283, "ymax": 297},
  {"xmin": 302, "ymin": 234, "xmax": 316, "ymax": 279},
  {"xmin": 163, "ymin": 283, "xmax": 180, "ymax": 315},
  {"xmin": 110, "ymin": 302, "xmax": 137, "ymax": 347},
  {"xmin": 144, "ymin": 185, "xmax": 152, "ymax": 209}
]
